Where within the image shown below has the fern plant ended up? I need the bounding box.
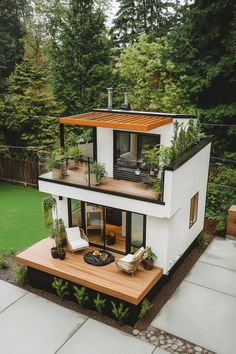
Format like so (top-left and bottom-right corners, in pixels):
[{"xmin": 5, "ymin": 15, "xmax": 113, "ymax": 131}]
[
  {"xmin": 73, "ymin": 286, "xmax": 88, "ymax": 306},
  {"xmin": 111, "ymin": 301, "xmax": 129, "ymax": 323},
  {"xmin": 52, "ymin": 278, "xmax": 69, "ymax": 300},
  {"xmin": 94, "ymin": 293, "xmax": 106, "ymax": 314},
  {"xmin": 139, "ymin": 298, "xmax": 153, "ymax": 319}
]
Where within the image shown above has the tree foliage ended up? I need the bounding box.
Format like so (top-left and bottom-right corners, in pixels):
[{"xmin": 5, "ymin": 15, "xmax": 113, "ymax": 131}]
[
  {"xmin": 119, "ymin": 34, "xmax": 195, "ymax": 113},
  {"xmin": 170, "ymin": 0, "xmax": 236, "ymax": 155},
  {"xmin": 110, "ymin": 0, "xmax": 180, "ymax": 49},
  {"xmin": 48, "ymin": 0, "xmax": 112, "ymax": 115}
]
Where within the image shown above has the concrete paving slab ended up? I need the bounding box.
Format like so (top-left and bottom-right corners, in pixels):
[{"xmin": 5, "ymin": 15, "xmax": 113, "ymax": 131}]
[
  {"xmin": 185, "ymin": 261, "xmax": 236, "ymax": 297},
  {"xmin": 151, "ymin": 281, "xmax": 236, "ymax": 354},
  {"xmin": 0, "ymin": 279, "xmax": 27, "ymax": 313},
  {"xmin": 0, "ymin": 292, "xmax": 87, "ymax": 354},
  {"xmin": 200, "ymin": 237, "xmax": 236, "ymax": 271},
  {"xmin": 57, "ymin": 318, "xmax": 155, "ymax": 354}
]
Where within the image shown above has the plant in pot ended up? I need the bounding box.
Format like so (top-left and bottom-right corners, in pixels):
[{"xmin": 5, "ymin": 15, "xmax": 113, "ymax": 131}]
[
  {"xmin": 106, "ymin": 231, "xmax": 116, "ymax": 246},
  {"xmin": 142, "ymin": 145, "xmax": 160, "ymax": 176},
  {"xmin": 151, "ymin": 177, "xmax": 162, "ymax": 200},
  {"xmin": 143, "ymin": 247, "xmax": 157, "ymax": 270},
  {"xmin": 49, "ymin": 150, "xmax": 65, "ymax": 179},
  {"xmin": 66, "ymin": 146, "xmax": 81, "ymax": 170},
  {"xmin": 42, "ymin": 196, "xmax": 67, "ymax": 259},
  {"xmin": 89, "ymin": 161, "xmax": 108, "ymax": 185}
]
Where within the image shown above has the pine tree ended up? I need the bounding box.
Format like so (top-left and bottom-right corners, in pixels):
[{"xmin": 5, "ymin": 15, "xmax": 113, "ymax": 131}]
[
  {"xmin": 110, "ymin": 0, "xmax": 178, "ymax": 49},
  {"xmin": 170, "ymin": 0, "xmax": 236, "ymax": 155},
  {"xmin": 0, "ymin": 0, "xmax": 27, "ymax": 92},
  {"xmin": 48, "ymin": 0, "xmax": 112, "ymax": 115}
]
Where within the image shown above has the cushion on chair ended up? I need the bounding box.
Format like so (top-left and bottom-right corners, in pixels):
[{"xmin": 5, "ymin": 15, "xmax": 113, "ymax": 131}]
[
  {"xmin": 66, "ymin": 227, "xmax": 81, "ymax": 242},
  {"xmin": 66, "ymin": 227, "xmax": 89, "ymax": 251},
  {"xmin": 70, "ymin": 239, "xmax": 89, "ymax": 250},
  {"xmin": 133, "ymin": 246, "xmax": 144, "ymax": 260},
  {"xmin": 119, "ymin": 254, "xmax": 134, "ymax": 263}
]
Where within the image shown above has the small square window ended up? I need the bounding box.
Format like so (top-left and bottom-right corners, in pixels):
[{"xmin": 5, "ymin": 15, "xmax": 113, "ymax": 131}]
[{"xmin": 189, "ymin": 192, "xmax": 199, "ymax": 228}]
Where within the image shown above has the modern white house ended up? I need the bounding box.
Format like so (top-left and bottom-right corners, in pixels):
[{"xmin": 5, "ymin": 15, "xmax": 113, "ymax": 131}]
[{"xmin": 38, "ymin": 97, "xmax": 211, "ymax": 275}]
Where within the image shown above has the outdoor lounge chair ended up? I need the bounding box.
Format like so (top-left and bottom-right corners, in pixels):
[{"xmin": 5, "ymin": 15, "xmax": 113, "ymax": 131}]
[
  {"xmin": 65, "ymin": 227, "xmax": 89, "ymax": 252},
  {"xmin": 115, "ymin": 247, "xmax": 145, "ymax": 275}
]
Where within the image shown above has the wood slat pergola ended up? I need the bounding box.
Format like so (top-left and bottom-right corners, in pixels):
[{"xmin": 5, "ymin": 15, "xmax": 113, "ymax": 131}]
[{"xmin": 59, "ymin": 111, "xmax": 173, "ymax": 131}]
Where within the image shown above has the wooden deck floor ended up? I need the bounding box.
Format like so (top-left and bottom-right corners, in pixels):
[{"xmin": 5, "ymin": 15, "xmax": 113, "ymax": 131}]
[
  {"xmin": 39, "ymin": 164, "xmax": 157, "ymax": 201},
  {"xmin": 16, "ymin": 238, "xmax": 163, "ymax": 305}
]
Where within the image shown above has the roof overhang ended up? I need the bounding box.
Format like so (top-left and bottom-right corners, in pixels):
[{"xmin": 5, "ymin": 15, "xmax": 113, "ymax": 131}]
[{"xmin": 59, "ymin": 111, "xmax": 173, "ymax": 132}]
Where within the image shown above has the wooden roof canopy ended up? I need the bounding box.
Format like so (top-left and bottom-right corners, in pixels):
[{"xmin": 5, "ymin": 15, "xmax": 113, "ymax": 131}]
[{"xmin": 59, "ymin": 111, "xmax": 173, "ymax": 132}]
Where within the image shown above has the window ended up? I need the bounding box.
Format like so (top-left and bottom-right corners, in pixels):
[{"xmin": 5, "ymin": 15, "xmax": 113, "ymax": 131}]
[
  {"xmin": 189, "ymin": 192, "xmax": 199, "ymax": 228},
  {"xmin": 131, "ymin": 213, "xmax": 145, "ymax": 250},
  {"xmin": 70, "ymin": 199, "xmax": 82, "ymax": 227},
  {"xmin": 115, "ymin": 131, "xmax": 160, "ymax": 169}
]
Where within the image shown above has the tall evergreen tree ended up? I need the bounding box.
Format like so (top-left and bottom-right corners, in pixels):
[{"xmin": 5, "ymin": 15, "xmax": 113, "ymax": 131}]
[
  {"xmin": 110, "ymin": 0, "xmax": 179, "ymax": 48},
  {"xmin": 0, "ymin": 0, "xmax": 27, "ymax": 91},
  {"xmin": 170, "ymin": 0, "xmax": 236, "ymax": 155},
  {"xmin": 48, "ymin": 0, "xmax": 112, "ymax": 115}
]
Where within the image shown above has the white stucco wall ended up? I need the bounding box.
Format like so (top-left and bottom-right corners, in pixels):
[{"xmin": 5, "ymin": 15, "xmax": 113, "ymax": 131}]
[
  {"xmin": 96, "ymin": 128, "xmax": 113, "ymax": 177},
  {"xmin": 52, "ymin": 195, "xmax": 69, "ymax": 227}
]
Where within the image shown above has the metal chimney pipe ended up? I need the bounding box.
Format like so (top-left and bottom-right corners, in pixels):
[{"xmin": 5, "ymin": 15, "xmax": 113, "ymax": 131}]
[
  {"xmin": 107, "ymin": 88, "xmax": 113, "ymax": 110},
  {"xmin": 124, "ymin": 92, "xmax": 129, "ymax": 106}
]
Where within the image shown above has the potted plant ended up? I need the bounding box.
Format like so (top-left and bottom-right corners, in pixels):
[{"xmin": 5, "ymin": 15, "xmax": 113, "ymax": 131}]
[
  {"xmin": 66, "ymin": 146, "xmax": 81, "ymax": 170},
  {"xmin": 106, "ymin": 231, "xmax": 116, "ymax": 246},
  {"xmin": 143, "ymin": 247, "xmax": 157, "ymax": 270},
  {"xmin": 49, "ymin": 150, "xmax": 65, "ymax": 179},
  {"xmin": 142, "ymin": 145, "xmax": 159, "ymax": 176},
  {"xmin": 89, "ymin": 161, "xmax": 108, "ymax": 185},
  {"xmin": 42, "ymin": 196, "xmax": 67, "ymax": 259},
  {"xmin": 151, "ymin": 177, "xmax": 162, "ymax": 200}
]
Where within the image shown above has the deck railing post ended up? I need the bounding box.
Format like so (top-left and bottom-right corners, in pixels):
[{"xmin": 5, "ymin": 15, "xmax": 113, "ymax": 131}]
[{"xmin": 88, "ymin": 157, "xmax": 90, "ymax": 187}]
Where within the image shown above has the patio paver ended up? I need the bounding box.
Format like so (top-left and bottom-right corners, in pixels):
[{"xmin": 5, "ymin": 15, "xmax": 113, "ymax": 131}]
[
  {"xmin": 0, "ymin": 291, "xmax": 87, "ymax": 354},
  {"xmin": 151, "ymin": 237, "xmax": 236, "ymax": 354},
  {"xmin": 185, "ymin": 260, "xmax": 236, "ymax": 297},
  {"xmin": 57, "ymin": 318, "xmax": 155, "ymax": 354},
  {"xmin": 0, "ymin": 280, "xmax": 27, "ymax": 313},
  {"xmin": 200, "ymin": 237, "xmax": 236, "ymax": 271}
]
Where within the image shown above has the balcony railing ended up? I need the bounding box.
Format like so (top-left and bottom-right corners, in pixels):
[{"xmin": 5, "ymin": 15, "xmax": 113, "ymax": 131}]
[{"xmin": 39, "ymin": 155, "xmax": 164, "ymax": 204}]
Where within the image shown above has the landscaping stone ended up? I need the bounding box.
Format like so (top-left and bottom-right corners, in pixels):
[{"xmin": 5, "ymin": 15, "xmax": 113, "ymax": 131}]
[
  {"xmin": 150, "ymin": 336, "xmax": 157, "ymax": 341},
  {"xmin": 133, "ymin": 329, "xmax": 139, "ymax": 336},
  {"xmin": 194, "ymin": 346, "xmax": 203, "ymax": 352}
]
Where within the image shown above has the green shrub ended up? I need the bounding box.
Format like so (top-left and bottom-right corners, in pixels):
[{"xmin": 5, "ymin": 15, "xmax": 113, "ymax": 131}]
[
  {"xmin": 73, "ymin": 286, "xmax": 88, "ymax": 306},
  {"xmin": 0, "ymin": 258, "xmax": 8, "ymax": 269},
  {"xmin": 197, "ymin": 232, "xmax": 210, "ymax": 252},
  {"xmin": 13, "ymin": 265, "xmax": 28, "ymax": 286},
  {"xmin": 52, "ymin": 278, "xmax": 69, "ymax": 300},
  {"xmin": 111, "ymin": 301, "xmax": 129, "ymax": 323},
  {"xmin": 94, "ymin": 293, "xmax": 106, "ymax": 314},
  {"xmin": 216, "ymin": 219, "xmax": 226, "ymax": 236},
  {"xmin": 139, "ymin": 298, "xmax": 153, "ymax": 319}
]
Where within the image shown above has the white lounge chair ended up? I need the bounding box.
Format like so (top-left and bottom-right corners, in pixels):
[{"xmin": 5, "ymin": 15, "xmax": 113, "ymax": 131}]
[
  {"xmin": 65, "ymin": 227, "xmax": 89, "ymax": 252},
  {"xmin": 116, "ymin": 247, "xmax": 145, "ymax": 275}
]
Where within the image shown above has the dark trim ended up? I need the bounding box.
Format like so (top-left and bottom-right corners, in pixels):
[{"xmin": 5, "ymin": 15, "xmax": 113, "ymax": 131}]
[
  {"xmin": 59, "ymin": 196, "xmax": 63, "ymax": 200},
  {"xmin": 38, "ymin": 176, "xmax": 165, "ymax": 205},
  {"xmin": 189, "ymin": 192, "xmax": 199, "ymax": 229},
  {"xmin": 59, "ymin": 124, "xmax": 65, "ymax": 149},
  {"xmin": 164, "ymin": 137, "xmax": 212, "ymax": 172},
  {"xmin": 92, "ymin": 108, "xmax": 196, "ymax": 119},
  {"xmin": 126, "ymin": 212, "xmax": 131, "ymax": 253},
  {"xmin": 68, "ymin": 199, "xmax": 72, "ymax": 227},
  {"xmin": 92, "ymin": 127, "xmax": 97, "ymax": 161}
]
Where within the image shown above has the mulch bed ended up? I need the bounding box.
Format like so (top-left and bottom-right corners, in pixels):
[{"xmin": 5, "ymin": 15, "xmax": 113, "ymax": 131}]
[{"xmin": 0, "ymin": 222, "xmax": 216, "ymax": 335}]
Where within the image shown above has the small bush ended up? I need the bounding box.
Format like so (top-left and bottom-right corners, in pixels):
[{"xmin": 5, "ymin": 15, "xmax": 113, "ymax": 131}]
[
  {"xmin": 139, "ymin": 298, "xmax": 153, "ymax": 319},
  {"xmin": 52, "ymin": 278, "xmax": 69, "ymax": 300},
  {"xmin": 216, "ymin": 220, "xmax": 226, "ymax": 236},
  {"xmin": 94, "ymin": 293, "xmax": 106, "ymax": 314},
  {"xmin": 111, "ymin": 301, "xmax": 129, "ymax": 323},
  {"xmin": 197, "ymin": 232, "xmax": 210, "ymax": 252},
  {"xmin": 0, "ymin": 258, "xmax": 8, "ymax": 269},
  {"xmin": 73, "ymin": 286, "xmax": 88, "ymax": 306},
  {"xmin": 13, "ymin": 265, "xmax": 28, "ymax": 286}
]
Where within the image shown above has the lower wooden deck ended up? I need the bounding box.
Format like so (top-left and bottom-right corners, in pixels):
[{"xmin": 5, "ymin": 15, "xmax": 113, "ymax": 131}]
[{"xmin": 16, "ymin": 238, "xmax": 163, "ymax": 305}]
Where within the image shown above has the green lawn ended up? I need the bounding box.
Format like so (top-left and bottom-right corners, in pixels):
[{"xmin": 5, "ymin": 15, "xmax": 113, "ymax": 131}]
[{"xmin": 0, "ymin": 182, "xmax": 49, "ymax": 252}]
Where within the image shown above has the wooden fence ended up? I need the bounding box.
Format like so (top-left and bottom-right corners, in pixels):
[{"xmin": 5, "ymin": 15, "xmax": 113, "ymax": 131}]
[{"xmin": 0, "ymin": 158, "xmax": 39, "ymax": 187}]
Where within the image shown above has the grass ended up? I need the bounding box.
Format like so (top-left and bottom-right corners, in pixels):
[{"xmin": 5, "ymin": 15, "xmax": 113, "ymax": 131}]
[{"xmin": 0, "ymin": 182, "xmax": 48, "ymax": 252}]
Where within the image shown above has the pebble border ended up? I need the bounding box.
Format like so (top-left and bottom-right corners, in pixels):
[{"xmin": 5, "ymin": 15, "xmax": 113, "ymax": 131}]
[{"xmin": 132, "ymin": 327, "xmax": 216, "ymax": 354}]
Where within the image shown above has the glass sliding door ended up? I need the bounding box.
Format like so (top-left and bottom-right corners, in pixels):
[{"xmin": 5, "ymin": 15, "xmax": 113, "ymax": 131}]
[
  {"xmin": 85, "ymin": 203, "xmax": 104, "ymax": 246},
  {"xmin": 130, "ymin": 213, "xmax": 145, "ymax": 252},
  {"xmin": 70, "ymin": 199, "xmax": 82, "ymax": 227},
  {"xmin": 105, "ymin": 208, "xmax": 126, "ymax": 253}
]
